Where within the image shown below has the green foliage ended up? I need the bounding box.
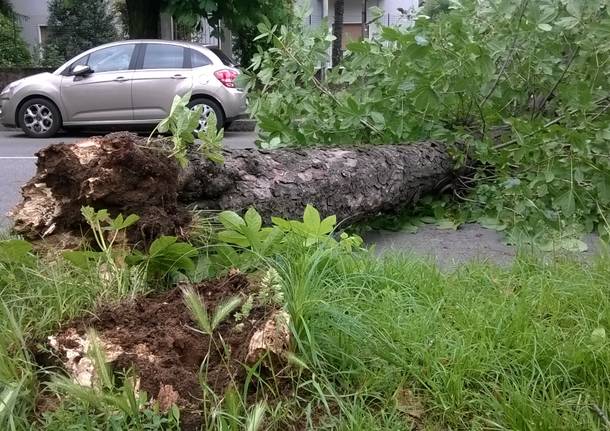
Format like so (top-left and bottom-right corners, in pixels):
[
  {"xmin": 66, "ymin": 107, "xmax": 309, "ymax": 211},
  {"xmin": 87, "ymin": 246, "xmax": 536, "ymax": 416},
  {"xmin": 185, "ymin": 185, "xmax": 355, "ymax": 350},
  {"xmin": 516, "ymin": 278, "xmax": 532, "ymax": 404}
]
[
  {"xmin": 198, "ymin": 114, "xmax": 225, "ymax": 164},
  {"xmin": 126, "ymin": 235, "xmax": 198, "ymax": 280},
  {"xmin": 151, "ymin": 92, "xmax": 224, "ymax": 167},
  {"xmin": 218, "ymin": 208, "xmax": 284, "ymax": 255},
  {"xmin": 0, "ymin": 239, "xmax": 34, "ymax": 267},
  {"xmin": 45, "ymin": 0, "xmax": 118, "ymax": 66},
  {"xmin": 0, "ymin": 12, "xmax": 31, "ymax": 67},
  {"xmin": 273, "ymin": 204, "xmax": 364, "ymax": 250},
  {"xmin": 273, "ymin": 204, "xmax": 337, "ymax": 246},
  {"xmin": 246, "ymin": 0, "xmax": 610, "ymax": 243},
  {"xmin": 4, "ymin": 206, "xmax": 610, "ymax": 428},
  {"xmin": 164, "ymin": 0, "xmax": 294, "ymax": 65}
]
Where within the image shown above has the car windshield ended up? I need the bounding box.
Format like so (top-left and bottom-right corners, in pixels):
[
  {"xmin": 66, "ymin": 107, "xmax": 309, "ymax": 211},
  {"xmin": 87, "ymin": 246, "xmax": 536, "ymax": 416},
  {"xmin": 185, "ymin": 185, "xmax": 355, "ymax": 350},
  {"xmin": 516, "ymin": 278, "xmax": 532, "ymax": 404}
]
[{"xmin": 209, "ymin": 48, "xmax": 237, "ymax": 67}]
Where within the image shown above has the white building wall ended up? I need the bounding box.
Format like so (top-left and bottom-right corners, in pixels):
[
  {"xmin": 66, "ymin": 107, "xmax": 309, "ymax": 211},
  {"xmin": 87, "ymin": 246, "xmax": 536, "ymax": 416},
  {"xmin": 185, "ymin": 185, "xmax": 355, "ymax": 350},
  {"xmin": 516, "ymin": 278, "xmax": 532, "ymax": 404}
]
[
  {"xmin": 300, "ymin": 0, "xmax": 420, "ymax": 28},
  {"xmin": 11, "ymin": 0, "xmax": 49, "ymax": 49},
  {"xmin": 327, "ymin": 0, "xmax": 382, "ymax": 23},
  {"xmin": 380, "ymin": 0, "xmax": 419, "ymax": 25}
]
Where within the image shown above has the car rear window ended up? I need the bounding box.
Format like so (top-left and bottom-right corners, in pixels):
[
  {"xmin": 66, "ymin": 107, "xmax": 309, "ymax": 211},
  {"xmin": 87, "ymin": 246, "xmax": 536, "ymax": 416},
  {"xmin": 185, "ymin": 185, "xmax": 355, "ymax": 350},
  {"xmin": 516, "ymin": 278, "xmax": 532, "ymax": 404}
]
[
  {"xmin": 142, "ymin": 44, "xmax": 186, "ymax": 69},
  {"xmin": 191, "ymin": 49, "xmax": 212, "ymax": 68},
  {"xmin": 209, "ymin": 47, "xmax": 236, "ymax": 67}
]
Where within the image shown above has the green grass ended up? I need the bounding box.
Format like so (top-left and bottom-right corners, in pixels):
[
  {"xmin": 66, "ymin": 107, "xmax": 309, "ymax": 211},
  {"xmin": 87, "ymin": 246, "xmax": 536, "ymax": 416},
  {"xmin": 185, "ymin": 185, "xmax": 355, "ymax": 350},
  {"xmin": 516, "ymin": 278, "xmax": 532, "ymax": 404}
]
[
  {"xmin": 284, "ymin": 250, "xmax": 610, "ymax": 430},
  {"xmin": 1, "ymin": 233, "xmax": 610, "ymax": 430}
]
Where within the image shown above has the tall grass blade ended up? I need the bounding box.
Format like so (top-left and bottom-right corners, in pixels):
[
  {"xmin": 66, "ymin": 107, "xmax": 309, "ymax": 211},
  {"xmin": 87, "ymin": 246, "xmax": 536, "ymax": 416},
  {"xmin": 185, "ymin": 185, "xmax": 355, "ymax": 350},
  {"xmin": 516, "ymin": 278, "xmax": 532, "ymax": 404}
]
[
  {"xmin": 182, "ymin": 286, "xmax": 212, "ymax": 334},
  {"xmin": 245, "ymin": 402, "xmax": 266, "ymax": 431},
  {"xmin": 211, "ymin": 296, "xmax": 242, "ymax": 331}
]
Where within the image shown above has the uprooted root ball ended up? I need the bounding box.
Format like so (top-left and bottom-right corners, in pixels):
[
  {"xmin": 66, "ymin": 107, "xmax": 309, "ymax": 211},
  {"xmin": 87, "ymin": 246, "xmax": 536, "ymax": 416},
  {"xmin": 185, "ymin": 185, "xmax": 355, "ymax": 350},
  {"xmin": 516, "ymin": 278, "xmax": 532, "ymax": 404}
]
[
  {"xmin": 45, "ymin": 273, "xmax": 293, "ymax": 430},
  {"xmin": 11, "ymin": 132, "xmax": 190, "ymax": 246}
]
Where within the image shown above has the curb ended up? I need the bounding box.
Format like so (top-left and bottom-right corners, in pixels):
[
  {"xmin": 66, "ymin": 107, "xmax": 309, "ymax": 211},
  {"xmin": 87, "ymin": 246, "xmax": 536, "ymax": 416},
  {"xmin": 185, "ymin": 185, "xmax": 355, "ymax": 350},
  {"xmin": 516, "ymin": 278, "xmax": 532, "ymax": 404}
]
[{"xmin": 226, "ymin": 119, "xmax": 256, "ymax": 132}]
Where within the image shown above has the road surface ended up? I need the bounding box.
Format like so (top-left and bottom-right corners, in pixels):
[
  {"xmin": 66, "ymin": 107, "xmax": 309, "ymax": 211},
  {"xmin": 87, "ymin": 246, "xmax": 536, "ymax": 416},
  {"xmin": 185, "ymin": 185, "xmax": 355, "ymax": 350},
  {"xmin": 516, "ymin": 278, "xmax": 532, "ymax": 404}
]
[{"xmin": 0, "ymin": 128, "xmax": 256, "ymax": 228}]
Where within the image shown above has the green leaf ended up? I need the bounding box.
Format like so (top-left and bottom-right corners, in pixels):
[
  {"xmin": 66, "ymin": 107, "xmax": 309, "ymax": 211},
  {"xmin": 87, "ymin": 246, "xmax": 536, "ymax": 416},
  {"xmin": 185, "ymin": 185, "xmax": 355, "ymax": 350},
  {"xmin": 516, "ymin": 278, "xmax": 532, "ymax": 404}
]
[
  {"xmin": 244, "ymin": 207, "xmax": 263, "ymax": 232},
  {"xmin": 149, "ymin": 236, "xmax": 178, "ymax": 256},
  {"xmin": 63, "ymin": 250, "xmax": 103, "ymax": 270},
  {"xmin": 556, "ymin": 16, "xmax": 579, "ymax": 29},
  {"xmin": 218, "ymin": 230, "xmax": 250, "ymax": 247},
  {"xmin": 370, "ymin": 111, "xmax": 385, "ymax": 126},
  {"xmin": 219, "ymin": 211, "xmax": 246, "ymax": 230},
  {"xmin": 260, "ymin": 227, "xmax": 284, "ymax": 253},
  {"xmin": 566, "ymin": 0, "xmax": 582, "ymax": 19},
  {"xmin": 537, "ymin": 23, "xmax": 552, "ymax": 31},
  {"xmin": 303, "ymin": 205, "xmax": 321, "ymax": 229},
  {"xmin": 478, "ymin": 217, "xmax": 507, "ymax": 231},
  {"xmin": 272, "ymin": 216, "xmax": 292, "ymax": 231},
  {"xmin": 556, "ymin": 190, "xmax": 576, "ymax": 216},
  {"xmin": 381, "ymin": 26, "xmax": 402, "ymax": 41},
  {"xmin": 0, "ymin": 239, "xmax": 34, "ymax": 265},
  {"xmin": 400, "ymin": 224, "xmax": 419, "ymax": 234},
  {"xmin": 436, "ymin": 219, "xmax": 460, "ymax": 230},
  {"xmin": 319, "ymin": 215, "xmax": 337, "ymax": 234}
]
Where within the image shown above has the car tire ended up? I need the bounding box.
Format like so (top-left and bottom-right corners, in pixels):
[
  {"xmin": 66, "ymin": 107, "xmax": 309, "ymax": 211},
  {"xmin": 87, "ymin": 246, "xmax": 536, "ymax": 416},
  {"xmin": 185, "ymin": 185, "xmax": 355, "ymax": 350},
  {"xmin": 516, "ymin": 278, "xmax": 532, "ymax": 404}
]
[
  {"xmin": 18, "ymin": 98, "xmax": 62, "ymax": 138},
  {"xmin": 188, "ymin": 97, "xmax": 225, "ymax": 132}
]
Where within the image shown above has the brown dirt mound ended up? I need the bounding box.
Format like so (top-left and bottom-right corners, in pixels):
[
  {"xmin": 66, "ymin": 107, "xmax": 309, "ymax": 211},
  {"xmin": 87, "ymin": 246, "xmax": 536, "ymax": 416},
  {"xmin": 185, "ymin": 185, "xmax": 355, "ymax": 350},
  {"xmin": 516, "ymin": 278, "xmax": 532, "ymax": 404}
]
[
  {"xmin": 49, "ymin": 273, "xmax": 287, "ymax": 430},
  {"xmin": 10, "ymin": 132, "xmax": 190, "ymax": 246}
]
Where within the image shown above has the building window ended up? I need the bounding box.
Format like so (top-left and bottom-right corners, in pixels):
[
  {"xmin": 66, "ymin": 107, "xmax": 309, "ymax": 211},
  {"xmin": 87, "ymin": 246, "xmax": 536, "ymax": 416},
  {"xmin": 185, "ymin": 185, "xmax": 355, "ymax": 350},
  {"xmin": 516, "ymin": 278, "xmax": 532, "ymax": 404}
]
[{"xmin": 38, "ymin": 25, "xmax": 48, "ymax": 45}]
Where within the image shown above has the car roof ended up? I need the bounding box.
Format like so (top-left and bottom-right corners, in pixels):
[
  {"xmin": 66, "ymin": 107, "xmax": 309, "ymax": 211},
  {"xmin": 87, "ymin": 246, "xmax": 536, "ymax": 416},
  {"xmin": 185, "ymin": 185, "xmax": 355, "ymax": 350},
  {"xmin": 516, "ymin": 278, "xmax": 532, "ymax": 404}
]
[
  {"xmin": 53, "ymin": 39, "xmax": 226, "ymax": 74},
  {"xmin": 92, "ymin": 39, "xmax": 217, "ymax": 51}
]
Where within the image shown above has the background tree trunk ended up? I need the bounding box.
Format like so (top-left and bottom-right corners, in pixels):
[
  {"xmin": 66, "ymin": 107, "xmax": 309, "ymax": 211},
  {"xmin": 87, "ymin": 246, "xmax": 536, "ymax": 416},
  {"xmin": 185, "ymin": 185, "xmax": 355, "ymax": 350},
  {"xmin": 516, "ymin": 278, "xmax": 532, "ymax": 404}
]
[
  {"xmin": 126, "ymin": 0, "xmax": 161, "ymax": 38},
  {"xmin": 332, "ymin": 0, "xmax": 345, "ymax": 67},
  {"xmin": 361, "ymin": 0, "xmax": 367, "ymax": 39}
]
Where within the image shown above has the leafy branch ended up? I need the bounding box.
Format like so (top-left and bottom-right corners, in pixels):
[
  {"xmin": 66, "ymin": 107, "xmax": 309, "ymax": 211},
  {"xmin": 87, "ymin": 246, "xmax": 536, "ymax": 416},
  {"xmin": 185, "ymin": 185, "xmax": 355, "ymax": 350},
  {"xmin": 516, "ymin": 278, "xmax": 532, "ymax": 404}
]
[{"xmin": 148, "ymin": 92, "xmax": 224, "ymax": 167}]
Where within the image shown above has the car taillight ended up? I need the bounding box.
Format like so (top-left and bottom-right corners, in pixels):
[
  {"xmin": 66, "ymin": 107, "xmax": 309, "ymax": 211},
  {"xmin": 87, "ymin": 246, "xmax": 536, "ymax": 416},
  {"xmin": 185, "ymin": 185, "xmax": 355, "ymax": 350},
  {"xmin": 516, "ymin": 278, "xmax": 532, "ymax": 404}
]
[{"xmin": 214, "ymin": 69, "xmax": 239, "ymax": 88}]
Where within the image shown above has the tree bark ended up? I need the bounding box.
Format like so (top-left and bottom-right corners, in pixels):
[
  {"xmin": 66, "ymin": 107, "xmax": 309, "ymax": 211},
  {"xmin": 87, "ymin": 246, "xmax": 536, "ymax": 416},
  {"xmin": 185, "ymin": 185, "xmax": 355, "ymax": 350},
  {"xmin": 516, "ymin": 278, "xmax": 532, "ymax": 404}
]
[
  {"xmin": 331, "ymin": 0, "xmax": 344, "ymax": 67},
  {"xmin": 10, "ymin": 133, "xmax": 456, "ymax": 242},
  {"xmin": 180, "ymin": 141, "xmax": 455, "ymax": 223},
  {"xmin": 361, "ymin": 0, "xmax": 367, "ymax": 39},
  {"xmin": 125, "ymin": 0, "xmax": 161, "ymax": 38}
]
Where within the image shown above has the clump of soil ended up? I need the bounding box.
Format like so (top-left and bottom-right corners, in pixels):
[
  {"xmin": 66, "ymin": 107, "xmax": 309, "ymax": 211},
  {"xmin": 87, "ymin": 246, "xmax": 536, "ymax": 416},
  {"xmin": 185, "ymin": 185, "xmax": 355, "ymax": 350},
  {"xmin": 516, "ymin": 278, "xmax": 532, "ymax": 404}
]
[
  {"xmin": 11, "ymin": 132, "xmax": 190, "ymax": 246},
  {"xmin": 48, "ymin": 273, "xmax": 287, "ymax": 430}
]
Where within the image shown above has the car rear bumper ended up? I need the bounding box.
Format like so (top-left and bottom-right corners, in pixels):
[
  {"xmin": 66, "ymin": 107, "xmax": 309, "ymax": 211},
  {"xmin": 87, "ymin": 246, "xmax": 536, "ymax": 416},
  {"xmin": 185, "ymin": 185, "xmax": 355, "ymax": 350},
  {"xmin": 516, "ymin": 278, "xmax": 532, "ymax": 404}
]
[
  {"xmin": 0, "ymin": 98, "xmax": 16, "ymax": 127},
  {"xmin": 222, "ymin": 89, "xmax": 247, "ymax": 120}
]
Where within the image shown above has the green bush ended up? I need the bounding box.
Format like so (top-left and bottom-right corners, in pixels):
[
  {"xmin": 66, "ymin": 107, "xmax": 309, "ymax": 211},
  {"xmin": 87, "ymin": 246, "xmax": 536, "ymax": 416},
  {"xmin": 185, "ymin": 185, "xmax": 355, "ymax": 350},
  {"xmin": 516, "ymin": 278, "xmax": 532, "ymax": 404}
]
[
  {"xmin": 245, "ymin": 1, "xmax": 610, "ymax": 244},
  {"xmin": 0, "ymin": 13, "xmax": 31, "ymax": 67},
  {"xmin": 44, "ymin": 0, "xmax": 118, "ymax": 66}
]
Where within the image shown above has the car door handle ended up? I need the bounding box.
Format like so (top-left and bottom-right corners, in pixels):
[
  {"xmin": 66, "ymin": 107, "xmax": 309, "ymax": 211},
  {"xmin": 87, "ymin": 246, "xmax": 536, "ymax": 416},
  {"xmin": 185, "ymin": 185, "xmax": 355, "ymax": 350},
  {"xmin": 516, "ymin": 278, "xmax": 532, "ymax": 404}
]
[
  {"xmin": 172, "ymin": 74, "xmax": 187, "ymax": 79},
  {"xmin": 114, "ymin": 77, "xmax": 129, "ymax": 82}
]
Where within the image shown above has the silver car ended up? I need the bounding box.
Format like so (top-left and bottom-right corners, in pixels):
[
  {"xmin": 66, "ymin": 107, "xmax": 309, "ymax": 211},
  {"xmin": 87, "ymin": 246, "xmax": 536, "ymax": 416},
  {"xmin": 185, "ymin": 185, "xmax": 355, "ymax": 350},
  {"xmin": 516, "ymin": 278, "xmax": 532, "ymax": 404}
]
[{"xmin": 0, "ymin": 40, "xmax": 246, "ymax": 138}]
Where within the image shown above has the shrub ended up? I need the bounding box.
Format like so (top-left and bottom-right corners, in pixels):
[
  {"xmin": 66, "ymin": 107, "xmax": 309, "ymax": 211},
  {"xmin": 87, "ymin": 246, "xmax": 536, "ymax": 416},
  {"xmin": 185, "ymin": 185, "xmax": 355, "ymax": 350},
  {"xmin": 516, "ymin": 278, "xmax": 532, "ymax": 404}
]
[
  {"xmin": 245, "ymin": 1, "xmax": 610, "ymax": 243},
  {"xmin": 0, "ymin": 13, "xmax": 31, "ymax": 67}
]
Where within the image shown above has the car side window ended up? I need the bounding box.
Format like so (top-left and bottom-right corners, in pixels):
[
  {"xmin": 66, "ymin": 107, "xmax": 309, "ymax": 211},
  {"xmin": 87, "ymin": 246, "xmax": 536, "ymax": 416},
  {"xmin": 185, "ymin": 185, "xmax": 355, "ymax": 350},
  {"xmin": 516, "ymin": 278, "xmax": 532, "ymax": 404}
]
[
  {"xmin": 142, "ymin": 44, "xmax": 186, "ymax": 69},
  {"xmin": 191, "ymin": 49, "xmax": 212, "ymax": 68},
  {"xmin": 86, "ymin": 44, "xmax": 135, "ymax": 73}
]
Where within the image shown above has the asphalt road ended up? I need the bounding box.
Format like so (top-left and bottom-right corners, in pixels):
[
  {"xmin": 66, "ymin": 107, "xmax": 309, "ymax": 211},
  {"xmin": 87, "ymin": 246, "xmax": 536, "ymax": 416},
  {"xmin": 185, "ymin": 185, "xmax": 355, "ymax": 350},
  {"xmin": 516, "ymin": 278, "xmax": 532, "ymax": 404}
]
[{"xmin": 0, "ymin": 128, "xmax": 256, "ymax": 228}]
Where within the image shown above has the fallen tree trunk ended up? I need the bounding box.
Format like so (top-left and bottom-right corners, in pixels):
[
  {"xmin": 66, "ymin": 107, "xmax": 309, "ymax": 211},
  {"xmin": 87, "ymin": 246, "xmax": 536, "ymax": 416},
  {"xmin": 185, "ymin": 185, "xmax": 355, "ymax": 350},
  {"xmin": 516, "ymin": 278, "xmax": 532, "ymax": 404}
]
[
  {"xmin": 180, "ymin": 141, "xmax": 455, "ymax": 222},
  {"xmin": 11, "ymin": 132, "xmax": 456, "ymax": 241}
]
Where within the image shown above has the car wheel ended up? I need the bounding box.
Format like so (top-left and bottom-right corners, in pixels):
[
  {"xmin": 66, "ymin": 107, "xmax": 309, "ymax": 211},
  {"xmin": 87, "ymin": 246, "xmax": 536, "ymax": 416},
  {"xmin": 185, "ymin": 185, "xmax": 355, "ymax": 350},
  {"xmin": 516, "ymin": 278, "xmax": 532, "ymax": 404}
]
[
  {"xmin": 188, "ymin": 98, "xmax": 225, "ymax": 133},
  {"xmin": 18, "ymin": 98, "xmax": 62, "ymax": 138}
]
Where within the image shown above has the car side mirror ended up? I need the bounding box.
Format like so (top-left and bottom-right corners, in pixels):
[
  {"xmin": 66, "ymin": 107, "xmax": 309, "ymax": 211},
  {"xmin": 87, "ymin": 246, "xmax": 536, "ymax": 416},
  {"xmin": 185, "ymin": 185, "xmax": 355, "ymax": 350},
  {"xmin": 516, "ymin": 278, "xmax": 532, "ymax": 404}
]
[{"xmin": 72, "ymin": 64, "xmax": 93, "ymax": 76}]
